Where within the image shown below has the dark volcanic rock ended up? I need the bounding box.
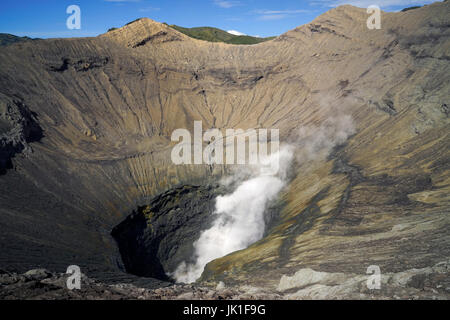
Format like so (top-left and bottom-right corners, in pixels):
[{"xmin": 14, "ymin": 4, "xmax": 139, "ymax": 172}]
[
  {"xmin": 112, "ymin": 184, "xmax": 221, "ymax": 280},
  {"xmin": 2, "ymin": 261, "xmax": 449, "ymax": 300},
  {"xmin": 0, "ymin": 95, "xmax": 43, "ymax": 174}
]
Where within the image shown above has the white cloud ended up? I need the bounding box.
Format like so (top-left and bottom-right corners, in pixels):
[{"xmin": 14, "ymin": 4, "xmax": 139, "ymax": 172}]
[
  {"xmin": 226, "ymin": 17, "xmax": 243, "ymax": 21},
  {"xmin": 139, "ymin": 6, "xmax": 160, "ymax": 12},
  {"xmin": 104, "ymin": 0, "xmax": 141, "ymax": 2},
  {"xmin": 214, "ymin": 0, "xmax": 241, "ymax": 8},
  {"xmin": 11, "ymin": 31, "xmax": 101, "ymax": 38},
  {"xmin": 227, "ymin": 30, "xmax": 246, "ymax": 36},
  {"xmin": 312, "ymin": 0, "xmax": 436, "ymax": 9},
  {"xmin": 255, "ymin": 9, "xmax": 312, "ymax": 21},
  {"xmin": 255, "ymin": 9, "xmax": 311, "ymax": 14},
  {"xmin": 259, "ymin": 14, "xmax": 289, "ymax": 21}
]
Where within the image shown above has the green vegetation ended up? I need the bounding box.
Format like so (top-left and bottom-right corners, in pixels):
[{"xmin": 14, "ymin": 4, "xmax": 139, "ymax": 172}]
[
  {"xmin": 169, "ymin": 25, "xmax": 275, "ymax": 45},
  {"xmin": 108, "ymin": 27, "xmax": 118, "ymax": 32},
  {"xmin": 401, "ymin": 6, "xmax": 421, "ymax": 12}
]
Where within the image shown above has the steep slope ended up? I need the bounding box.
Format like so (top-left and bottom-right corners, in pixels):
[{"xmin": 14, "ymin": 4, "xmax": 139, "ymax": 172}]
[{"xmin": 0, "ymin": 2, "xmax": 448, "ymax": 297}]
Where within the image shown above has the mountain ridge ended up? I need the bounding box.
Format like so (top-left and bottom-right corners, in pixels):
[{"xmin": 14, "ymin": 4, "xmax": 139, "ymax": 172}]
[
  {"xmin": 0, "ymin": 33, "xmax": 35, "ymax": 46},
  {"xmin": 167, "ymin": 25, "xmax": 275, "ymax": 45}
]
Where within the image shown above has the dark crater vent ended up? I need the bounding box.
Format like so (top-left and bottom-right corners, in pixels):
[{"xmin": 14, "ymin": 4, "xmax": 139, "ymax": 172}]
[{"xmin": 111, "ymin": 184, "xmax": 221, "ymax": 281}]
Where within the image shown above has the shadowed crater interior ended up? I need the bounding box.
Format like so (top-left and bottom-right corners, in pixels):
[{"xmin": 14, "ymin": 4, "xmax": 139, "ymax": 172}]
[{"xmin": 111, "ymin": 184, "xmax": 222, "ymax": 281}]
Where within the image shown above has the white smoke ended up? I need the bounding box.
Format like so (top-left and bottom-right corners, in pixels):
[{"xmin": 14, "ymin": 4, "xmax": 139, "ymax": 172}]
[
  {"xmin": 171, "ymin": 146, "xmax": 293, "ymax": 283},
  {"xmin": 171, "ymin": 115, "xmax": 355, "ymax": 283},
  {"xmin": 293, "ymin": 115, "xmax": 355, "ymax": 163}
]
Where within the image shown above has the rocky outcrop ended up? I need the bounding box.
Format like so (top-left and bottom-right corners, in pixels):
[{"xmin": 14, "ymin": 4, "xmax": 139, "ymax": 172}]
[
  {"xmin": 2, "ymin": 259, "xmax": 449, "ymax": 299},
  {"xmin": 277, "ymin": 259, "xmax": 450, "ymax": 299},
  {"xmin": 101, "ymin": 18, "xmax": 188, "ymax": 48},
  {"xmin": 48, "ymin": 56, "xmax": 110, "ymax": 73},
  {"xmin": 0, "ymin": 95, "xmax": 42, "ymax": 174}
]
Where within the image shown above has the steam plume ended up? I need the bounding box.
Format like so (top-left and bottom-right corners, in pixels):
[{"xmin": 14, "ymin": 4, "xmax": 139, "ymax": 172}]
[{"xmin": 171, "ymin": 115, "xmax": 355, "ymax": 283}]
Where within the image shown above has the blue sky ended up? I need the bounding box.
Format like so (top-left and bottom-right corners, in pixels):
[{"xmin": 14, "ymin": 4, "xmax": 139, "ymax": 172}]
[{"xmin": 0, "ymin": 0, "xmax": 440, "ymax": 38}]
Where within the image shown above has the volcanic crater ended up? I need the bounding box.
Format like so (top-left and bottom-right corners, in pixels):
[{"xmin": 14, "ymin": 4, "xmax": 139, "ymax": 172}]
[{"xmin": 0, "ymin": 2, "xmax": 449, "ymax": 299}]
